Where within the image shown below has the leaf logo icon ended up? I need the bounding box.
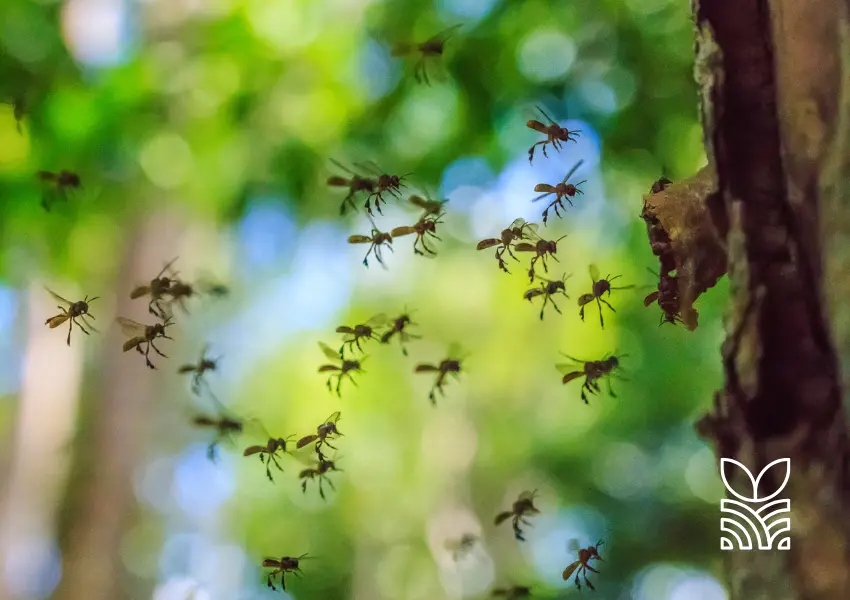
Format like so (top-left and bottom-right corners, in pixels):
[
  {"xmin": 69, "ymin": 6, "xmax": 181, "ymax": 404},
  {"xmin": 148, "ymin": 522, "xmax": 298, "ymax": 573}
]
[{"xmin": 720, "ymin": 458, "xmax": 790, "ymax": 502}]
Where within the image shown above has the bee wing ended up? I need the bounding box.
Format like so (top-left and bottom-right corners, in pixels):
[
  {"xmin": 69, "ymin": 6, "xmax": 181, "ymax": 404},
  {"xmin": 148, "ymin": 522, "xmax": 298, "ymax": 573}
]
[
  {"xmin": 588, "ymin": 263, "xmax": 600, "ymax": 282},
  {"xmin": 329, "ymin": 158, "xmax": 356, "ymax": 176},
  {"xmin": 563, "ymin": 159, "xmax": 585, "ymax": 184},
  {"xmin": 116, "ymin": 317, "xmax": 147, "ymax": 336},
  {"xmin": 514, "ymin": 243, "xmax": 536, "ymax": 252},
  {"xmin": 365, "ymin": 313, "xmax": 390, "ymax": 327},
  {"xmin": 408, "ymin": 195, "xmax": 427, "ymax": 209},
  {"xmin": 447, "ymin": 342, "xmax": 468, "ymax": 360},
  {"xmin": 562, "ymin": 560, "xmax": 582, "ymax": 581},
  {"xmin": 518, "ymin": 490, "xmax": 536, "ymax": 502},
  {"xmin": 353, "ymin": 161, "xmax": 383, "ymax": 176},
  {"xmin": 535, "ymin": 104, "xmax": 558, "ymax": 125},
  {"xmin": 508, "ymin": 218, "xmax": 527, "ymax": 230},
  {"xmin": 567, "ymin": 537, "xmax": 582, "ymax": 553},
  {"xmin": 326, "ymin": 411, "xmax": 342, "ymax": 423},
  {"xmin": 494, "ymin": 511, "xmax": 514, "ymax": 525},
  {"xmin": 37, "ymin": 170, "xmax": 57, "ymax": 182},
  {"xmin": 522, "ymin": 223, "xmax": 539, "ymax": 237},
  {"xmin": 45, "ymin": 288, "xmax": 72, "ymax": 306},
  {"xmin": 555, "ymin": 363, "xmax": 583, "ymax": 377},
  {"xmin": 319, "ymin": 341, "xmax": 341, "ymax": 361},
  {"xmin": 425, "ymin": 24, "xmax": 462, "ymax": 44}
]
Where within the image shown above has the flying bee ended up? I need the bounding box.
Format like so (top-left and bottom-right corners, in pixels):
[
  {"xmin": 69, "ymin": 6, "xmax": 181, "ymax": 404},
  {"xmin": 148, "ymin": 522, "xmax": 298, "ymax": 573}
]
[
  {"xmin": 414, "ymin": 343, "xmax": 466, "ymax": 405},
  {"xmin": 524, "ymin": 273, "xmax": 571, "ymax": 320},
  {"xmin": 348, "ymin": 222, "xmax": 393, "ymax": 268},
  {"xmin": 444, "ymin": 533, "xmax": 478, "ymax": 561},
  {"xmin": 380, "ymin": 310, "xmax": 420, "ymax": 355},
  {"xmin": 556, "ymin": 352, "xmax": 626, "ymax": 404},
  {"xmin": 244, "ymin": 433, "xmax": 296, "ymax": 482},
  {"xmin": 476, "ymin": 218, "xmax": 539, "ymax": 273},
  {"xmin": 515, "ymin": 231, "xmax": 568, "ymax": 282},
  {"xmin": 43, "ymin": 288, "xmax": 99, "ymax": 346},
  {"xmin": 299, "ymin": 455, "xmax": 342, "ymax": 500},
  {"xmin": 526, "ymin": 105, "xmax": 581, "ymax": 164},
  {"xmin": 492, "ymin": 586, "xmax": 532, "ymax": 599},
  {"xmin": 577, "ymin": 264, "xmax": 634, "ymax": 328},
  {"xmin": 327, "ymin": 159, "xmax": 377, "ymax": 215},
  {"xmin": 409, "ymin": 193, "xmax": 449, "ymax": 217},
  {"xmin": 644, "ymin": 269, "xmax": 683, "ymax": 326},
  {"xmin": 178, "ymin": 344, "xmax": 221, "ymax": 396},
  {"xmin": 262, "ymin": 554, "xmax": 311, "ymax": 592},
  {"xmin": 130, "ymin": 257, "xmax": 179, "ymax": 318},
  {"xmin": 494, "ymin": 490, "xmax": 541, "ymax": 542},
  {"xmin": 118, "ymin": 316, "xmax": 174, "ymax": 369},
  {"xmin": 336, "ymin": 314, "xmax": 389, "ymax": 355},
  {"xmin": 37, "ymin": 170, "xmax": 81, "ymax": 211},
  {"xmin": 562, "ymin": 539, "xmax": 605, "ymax": 591},
  {"xmin": 391, "ymin": 24, "xmax": 462, "ymax": 86},
  {"xmin": 532, "ymin": 159, "xmax": 586, "ymax": 225},
  {"xmin": 317, "ymin": 342, "xmax": 365, "ymax": 396},
  {"xmin": 296, "ymin": 411, "xmax": 343, "ymax": 460},
  {"xmin": 192, "ymin": 412, "xmax": 243, "ymax": 461},
  {"xmin": 353, "ymin": 161, "xmax": 411, "ymax": 216},
  {"xmin": 391, "ymin": 212, "xmax": 444, "ymax": 256}
]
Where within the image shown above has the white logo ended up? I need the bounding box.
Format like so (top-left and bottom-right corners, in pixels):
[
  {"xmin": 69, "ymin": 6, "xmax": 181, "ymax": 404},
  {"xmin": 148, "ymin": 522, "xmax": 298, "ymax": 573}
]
[{"xmin": 719, "ymin": 458, "xmax": 791, "ymax": 551}]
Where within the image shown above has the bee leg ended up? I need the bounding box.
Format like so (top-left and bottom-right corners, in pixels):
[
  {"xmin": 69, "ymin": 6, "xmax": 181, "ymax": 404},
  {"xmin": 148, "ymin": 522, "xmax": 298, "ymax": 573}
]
[
  {"xmin": 364, "ymin": 197, "xmax": 374, "ymax": 216},
  {"xmin": 301, "ymin": 479, "xmax": 308, "ymax": 493},
  {"xmin": 265, "ymin": 459, "xmax": 273, "ymax": 482},
  {"xmin": 551, "ymin": 298, "xmax": 562, "ymax": 315},
  {"xmin": 206, "ymin": 442, "xmax": 218, "ymax": 462},
  {"xmin": 541, "ymin": 142, "xmax": 549, "ymax": 159},
  {"xmin": 596, "ymin": 298, "xmax": 605, "ymax": 328},
  {"xmin": 319, "ymin": 478, "xmax": 326, "ymax": 500},
  {"xmin": 325, "ymin": 476, "xmax": 336, "ymax": 491},
  {"xmin": 539, "ymin": 295, "xmax": 548, "ymax": 321},
  {"xmin": 151, "ymin": 341, "xmax": 168, "ymax": 358},
  {"xmin": 144, "ymin": 343, "xmax": 157, "ymax": 369},
  {"xmin": 606, "ymin": 378, "xmax": 617, "ymax": 399},
  {"xmin": 428, "ymin": 388, "xmax": 436, "ymax": 405},
  {"xmin": 583, "ymin": 572, "xmax": 595, "ymax": 591},
  {"xmin": 281, "ymin": 572, "xmax": 287, "ymax": 591},
  {"xmin": 326, "ymin": 376, "xmax": 333, "ymax": 391},
  {"xmin": 335, "ymin": 375, "xmax": 342, "ymax": 397},
  {"xmin": 66, "ymin": 317, "xmax": 73, "ymax": 346},
  {"xmin": 574, "ymin": 571, "xmax": 582, "ymax": 591},
  {"xmin": 267, "ymin": 574, "xmax": 276, "ymax": 590}
]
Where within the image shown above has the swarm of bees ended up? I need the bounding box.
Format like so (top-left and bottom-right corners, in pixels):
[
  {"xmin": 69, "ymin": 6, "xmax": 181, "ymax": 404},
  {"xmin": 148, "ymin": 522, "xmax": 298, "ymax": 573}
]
[{"xmin": 29, "ymin": 17, "xmax": 694, "ymax": 595}]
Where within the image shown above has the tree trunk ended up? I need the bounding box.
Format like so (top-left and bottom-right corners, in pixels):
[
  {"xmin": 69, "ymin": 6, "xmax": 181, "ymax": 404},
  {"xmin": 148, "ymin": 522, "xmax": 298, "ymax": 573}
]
[{"xmin": 646, "ymin": 0, "xmax": 850, "ymax": 597}]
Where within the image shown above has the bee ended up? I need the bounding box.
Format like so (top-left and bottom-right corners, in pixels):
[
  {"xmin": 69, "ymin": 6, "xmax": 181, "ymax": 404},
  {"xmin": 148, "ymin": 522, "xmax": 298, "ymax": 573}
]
[
  {"xmin": 476, "ymin": 218, "xmax": 539, "ymax": 273},
  {"xmin": 201, "ymin": 281, "xmax": 229, "ymax": 298},
  {"xmin": 317, "ymin": 342, "xmax": 365, "ymax": 396},
  {"xmin": 335, "ymin": 314, "xmax": 389, "ymax": 355},
  {"xmin": 391, "ymin": 212, "xmax": 444, "ymax": 256},
  {"xmin": 327, "ymin": 159, "xmax": 377, "ymax": 215},
  {"xmin": 414, "ymin": 344, "xmax": 466, "ymax": 404},
  {"xmin": 494, "ymin": 490, "xmax": 541, "ymax": 541},
  {"xmin": 117, "ymin": 316, "xmax": 174, "ymax": 369},
  {"xmin": 192, "ymin": 413, "xmax": 243, "ymax": 461},
  {"xmin": 556, "ymin": 352, "xmax": 625, "ymax": 404},
  {"xmin": 299, "ymin": 455, "xmax": 342, "ymax": 500},
  {"xmin": 526, "ymin": 105, "xmax": 581, "ymax": 164},
  {"xmin": 531, "ymin": 160, "xmax": 586, "ymax": 225},
  {"xmin": 444, "ymin": 533, "xmax": 478, "ymax": 561},
  {"xmin": 177, "ymin": 345, "xmax": 220, "ymax": 395},
  {"xmin": 523, "ymin": 273, "xmax": 571, "ymax": 320},
  {"xmin": 244, "ymin": 434, "xmax": 296, "ymax": 482},
  {"xmin": 492, "ymin": 586, "xmax": 532, "ymax": 599},
  {"xmin": 562, "ymin": 539, "xmax": 604, "ymax": 591},
  {"xmin": 380, "ymin": 310, "xmax": 420, "ymax": 356},
  {"xmin": 515, "ymin": 231, "xmax": 568, "ymax": 282},
  {"xmin": 129, "ymin": 257, "xmax": 179, "ymax": 318},
  {"xmin": 348, "ymin": 222, "xmax": 393, "ymax": 268},
  {"xmin": 37, "ymin": 170, "xmax": 81, "ymax": 211},
  {"xmin": 409, "ymin": 193, "xmax": 449, "ymax": 217},
  {"xmin": 577, "ymin": 264, "xmax": 634, "ymax": 328},
  {"xmin": 391, "ymin": 24, "xmax": 462, "ymax": 86},
  {"xmin": 262, "ymin": 554, "xmax": 311, "ymax": 592},
  {"xmin": 644, "ymin": 269, "xmax": 683, "ymax": 326},
  {"xmin": 43, "ymin": 288, "xmax": 99, "ymax": 346},
  {"xmin": 353, "ymin": 161, "xmax": 411, "ymax": 216},
  {"xmin": 296, "ymin": 411, "xmax": 343, "ymax": 460}
]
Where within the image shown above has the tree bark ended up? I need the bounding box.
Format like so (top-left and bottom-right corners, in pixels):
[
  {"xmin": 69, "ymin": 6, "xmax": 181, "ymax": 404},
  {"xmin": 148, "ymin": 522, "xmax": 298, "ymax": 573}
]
[{"xmin": 648, "ymin": 0, "xmax": 850, "ymax": 597}]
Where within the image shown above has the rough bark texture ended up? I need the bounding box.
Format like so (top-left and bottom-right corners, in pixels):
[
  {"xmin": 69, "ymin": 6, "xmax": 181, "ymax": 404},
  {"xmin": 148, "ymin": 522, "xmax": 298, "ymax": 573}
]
[{"xmin": 681, "ymin": 0, "xmax": 850, "ymax": 597}]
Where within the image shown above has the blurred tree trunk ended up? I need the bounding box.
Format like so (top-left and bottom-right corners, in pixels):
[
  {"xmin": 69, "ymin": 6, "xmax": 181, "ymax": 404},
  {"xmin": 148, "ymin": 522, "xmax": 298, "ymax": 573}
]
[
  {"xmin": 52, "ymin": 214, "xmax": 181, "ymax": 600},
  {"xmin": 681, "ymin": 0, "xmax": 850, "ymax": 598}
]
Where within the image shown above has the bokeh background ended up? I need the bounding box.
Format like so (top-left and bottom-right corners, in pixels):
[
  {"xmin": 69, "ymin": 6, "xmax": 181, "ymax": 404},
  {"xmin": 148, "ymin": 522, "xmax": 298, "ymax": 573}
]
[{"xmin": 0, "ymin": 0, "xmax": 732, "ymax": 599}]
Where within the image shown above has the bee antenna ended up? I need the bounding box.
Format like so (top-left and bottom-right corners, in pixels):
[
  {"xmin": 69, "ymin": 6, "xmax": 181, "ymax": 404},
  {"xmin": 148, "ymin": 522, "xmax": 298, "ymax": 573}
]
[
  {"xmin": 86, "ymin": 295, "xmax": 100, "ymax": 303},
  {"xmin": 555, "ymin": 234, "xmax": 569, "ymax": 242}
]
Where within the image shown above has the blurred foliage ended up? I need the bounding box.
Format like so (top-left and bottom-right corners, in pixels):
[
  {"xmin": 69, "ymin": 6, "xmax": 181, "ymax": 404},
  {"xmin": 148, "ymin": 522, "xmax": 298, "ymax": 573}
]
[{"xmin": 0, "ymin": 0, "xmax": 733, "ymax": 599}]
